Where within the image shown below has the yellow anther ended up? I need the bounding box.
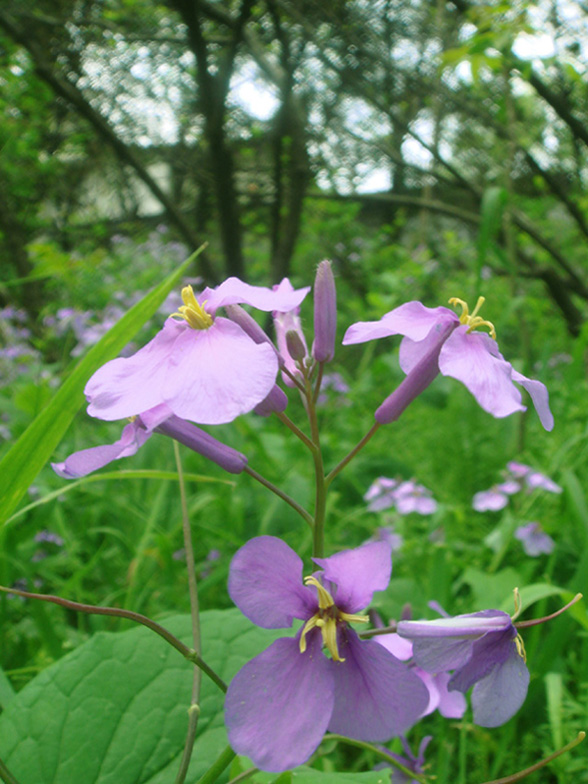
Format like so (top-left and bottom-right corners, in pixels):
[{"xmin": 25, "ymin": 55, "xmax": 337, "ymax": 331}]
[
  {"xmin": 172, "ymin": 285, "xmax": 213, "ymax": 330},
  {"xmin": 304, "ymin": 576, "xmax": 336, "ymax": 610},
  {"xmin": 448, "ymin": 296, "xmax": 496, "ymax": 339},
  {"xmin": 514, "ymin": 633, "xmax": 527, "ymax": 663}
]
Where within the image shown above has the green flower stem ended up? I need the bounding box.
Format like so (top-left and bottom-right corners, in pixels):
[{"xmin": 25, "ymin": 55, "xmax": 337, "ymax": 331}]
[
  {"xmin": 226, "ymin": 767, "xmax": 258, "ymax": 784},
  {"xmin": 173, "ymin": 441, "xmax": 203, "ymax": 784},
  {"xmin": 0, "ymin": 586, "xmax": 227, "ymax": 693},
  {"xmin": 312, "ymin": 362, "xmax": 325, "ymax": 404},
  {"xmin": 359, "ymin": 623, "xmax": 398, "ymax": 638},
  {"xmin": 194, "ymin": 746, "xmax": 236, "ymax": 784},
  {"xmin": 243, "ymin": 466, "xmax": 314, "ymax": 528},
  {"xmin": 325, "ymin": 422, "xmax": 381, "ymax": 488},
  {"xmin": 0, "ymin": 756, "xmax": 21, "ymax": 784},
  {"xmin": 274, "ymin": 411, "xmax": 316, "ymax": 451},
  {"xmin": 305, "ymin": 377, "xmax": 327, "ymax": 558},
  {"xmin": 322, "ymin": 735, "xmax": 428, "ymax": 784},
  {"xmin": 479, "ymin": 731, "xmax": 585, "ymax": 784},
  {"xmin": 515, "ymin": 592, "xmax": 583, "ymax": 629}
]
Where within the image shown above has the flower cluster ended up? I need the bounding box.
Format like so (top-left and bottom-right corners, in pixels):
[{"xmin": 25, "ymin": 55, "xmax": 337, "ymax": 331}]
[
  {"xmin": 365, "ymin": 477, "xmax": 438, "ymax": 515},
  {"xmin": 472, "ymin": 461, "xmax": 562, "ymax": 512}
]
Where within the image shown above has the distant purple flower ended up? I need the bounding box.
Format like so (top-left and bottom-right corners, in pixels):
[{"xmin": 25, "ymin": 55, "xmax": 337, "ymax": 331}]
[
  {"xmin": 85, "ymin": 277, "xmax": 309, "ymax": 425},
  {"xmin": 474, "ymin": 463, "xmax": 561, "ymax": 510},
  {"xmin": 317, "ymin": 372, "xmax": 350, "ymax": 406},
  {"xmin": 53, "ymin": 404, "xmax": 248, "ymax": 478},
  {"xmin": 385, "ymin": 736, "xmax": 432, "ymax": 784},
  {"xmin": 343, "ymin": 297, "xmax": 553, "ymax": 430},
  {"xmin": 34, "ymin": 530, "xmax": 64, "ymax": 547},
  {"xmin": 515, "ymin": 522, "xmax": 555, "ymax": 556},
  {"xmin": 370, "ymin": 526, "xmax": 404, "ymax": 552},
  {"xmin": 472, "ymin": 479, "xmax": 520, "ymax": 512},
  {"xmin": 365, "ymin": 477, "xmax": 437, "ymax": 515},
  {"xmin": 225, "ymin": 536, "xmax": 428, "ymax": 772},
  {"xmin": 398, "ymin": 610, "xmax": 529, "ymax": 727}
]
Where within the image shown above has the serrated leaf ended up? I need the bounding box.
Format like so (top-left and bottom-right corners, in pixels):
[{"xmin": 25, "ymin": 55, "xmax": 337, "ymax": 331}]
[
  {"xmin": 0, "ymin": 248, "xmax": 204, "ymax": 528},
  {"xmin": 0, "ymin": 608, "xmax": 279, "ymax": 784}
]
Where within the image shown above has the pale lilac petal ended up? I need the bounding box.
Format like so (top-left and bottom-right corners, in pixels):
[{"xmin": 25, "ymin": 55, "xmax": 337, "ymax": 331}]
[
  {"xmin": 85, "ymin": 319, "xmax": 184, "ymax": 420},
  {"xmin": 449, "ymin": 628, "xmax": 515, "ymax": 692},
  {"xmin": 228, "ymin": 536, "xmax": 315, "ymax": 628},
  {"xmin": 225, "ymin": 634, "xmax": 334, "ymax": 772},
  {"xmin": 162, "ymin": 318, "xmax": 278, "ymax": 424},
  {"xmin": 364, "ymin": 477, "xmax": 398, "ymax": 501},
  {"xmin": 375, "ymin": 633, "xmax": 414, "ymax": 661},
  {"xmin": 204, "ymin": 276, "xmax": 310, "ymax": 314},
  {"xmin": 138, "ymin": 403, "xmax": 174, "ymax": 430},
  {"xmin": 511, "ymin": 370, "xmax": 554, "ymax": 431},
  {"xmin": 472, "ymin": 489, "xmax": 509, "ymax": 512},
  {"xmin": 397, "ymin": 314, "xmax": 457, "ymax": 374},
  {"xmin": 507, "ymin": 461, "xmax": 532, "ymax": 478},
  {"xmin": 414, "ymin": 668, "xmax": 441, "ymax": 716},
  {"xmin": 525, "ymin": 472, "xmax": 562, "ymax": 493},
  {"xmin": 314, "ymin": 540, "xmax": 391, "ymax": 613},
  {"xmin": 343, "ymin": 302, "xmax": 456, "ymax": 345},
  {"xmin": 329, "ymin": 630, "xmax": 429, "ymax": 740},
  {"xmin": 497, "ymin": 479, "xmax": 521, "ymax": 495},
  {"xmin": 52, "ymin": 421, "xmax": 151, "ymax": 478},
  {"xmin": 471, "ymin": 647, "xmax": 529, "ymax": 727},
  {"xmin": 439, "ymin": 328, "xmax": 526, "ymax": 418},
  {"xmin": 434, "ymin": 672, "xmax": 467, "ymax": 718},
  {"xmin": 514, "ymin": 522, "xmax": 555, "ymax": 556}
]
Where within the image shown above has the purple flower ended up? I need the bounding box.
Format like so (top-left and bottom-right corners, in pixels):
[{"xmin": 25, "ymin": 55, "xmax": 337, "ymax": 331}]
[
  {"xmin": 472, "ymin": 479, "xmax": 520, "ymax": 512},
  {"xmin": 224, "ymin": 536, "xmax": 429, "ymax": 771},
  {"xmin": 53, "ymin": 404, "xmax": 247, "ymax": 478},
  {"xmin": 85, "ymin": 277, "xmax": 309, "ymax": 425},
  {"xmin": 514, "ymin": 522, "xmax": 555, "ymax": 556},
  {"xmin": 343, "ymin": 298, "xmax": 553, "ymax": 430},
  {"xmin": 385, "ymin": 736, "xmax": 432, "ymax": 784},
  {"xmin": 397, "ymin": 610, "xmax": 529, "ymax": 727},
  {"xmin": 365, "ymin": 477, "xmax": 437, "ymax": 515}
]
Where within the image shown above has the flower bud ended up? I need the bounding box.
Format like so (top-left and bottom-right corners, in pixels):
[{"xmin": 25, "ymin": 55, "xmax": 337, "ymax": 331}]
[
  {"xmin": 312, "ymin": 260, "xmax": 337, "ymax": 362},
  {"xmin": 224, "ymin": 304, "xmax": 277, "ymax": 354},
  {"xmin": 254, "ymin": 385, "xmax": 288, "ymax": 417},
  {"xmin": 285, "ymin": 329, "xmax": 307, "ymax": 362},
  {"xmin": 375, "ymin": 321, "xmax": 457, "ymax": 424},
  {"xmin": 156, "ymin": 416, "xmax": 247, "ymax": 474}
]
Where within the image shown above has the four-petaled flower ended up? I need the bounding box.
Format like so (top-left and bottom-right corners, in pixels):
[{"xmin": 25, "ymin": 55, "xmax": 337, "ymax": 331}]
[
  {"xmin": 224, "ymin": 536, "xmax": 429, "ymax": 772},
  {"xmin": 85, "ymin": 277, "xmax": 309, "ymax": 425},
  {"xmin": 397, "ymin": 610, "xmax": 529, "ymax": 727},
  {"xmin": 343, "ymin": 297, "xmax": 554, "ymax": 430}
]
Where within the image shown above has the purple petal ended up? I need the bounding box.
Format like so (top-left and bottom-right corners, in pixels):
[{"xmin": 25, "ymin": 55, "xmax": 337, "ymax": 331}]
[
  {"xmin": 162, "ymin": 318, "xmax": 278, "ymax": 424},
  {"xmin": 343, "ymin": 302, "xmax": 456, "ymax": 345},
  {"xmin": 449, "ymin": 627, "xmax": 516, "ymax": 692},
  {"xmin": 525, "ymin": 472, "xmax": 562, "ymax": 494},
  {"xmin": 472, "ymin": 489, "xmax": 509, "ymax": 512},
  {"xmin": 225, "ymin": 634, "xmax": 334, "ymax": 772},
  {"xmin": 511, "ymin": 370, "xmax": 554, "ymax": 431},
  {"xmin": 52, "ymin": 421, "xmax": 151, "ymax": 478},
  {"xmin": 514, "ymin": 522, "xmax": 555, "ymax": 556},
  {"xmin": 439, "ymin": 328, "xmax": 527, "ymax": 418},
  {"xmin": 329, "ymin": 630, "xmax": 429, "ymax": 740},
  {"xmin": 470, "ymin": 647, "xmax": 529, "ymax": 727},
  {"xmin": 228, "ymin": 536, "xmax": 315, "ymax": 628},
  {"xmin": 434, "ymin": 672, "xmax": 467, "ymax": 718},
  {"xmin": 85, "ymin": 319, "xmax": 184, "ymax": 420},
  {"xmin": 496, "ymin": 479, "xmax": 521, "ymax": 495},
  {"xmin": 205, "ymin": 276, "xmax": 310, "ymax": 314},
  {"xmin": 507, "ymin": 461, "xmax": 532, "ymax": 478},
  {"xmin": 313, "ymin": 540, "xmax": 392, "ymax": 613},
  {"xmin": 374, "ymin": 633, "xmax": 414, "ymax": 661}
]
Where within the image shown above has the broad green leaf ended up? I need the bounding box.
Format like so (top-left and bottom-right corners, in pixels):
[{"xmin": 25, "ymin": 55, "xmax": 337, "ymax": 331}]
[
  {"xmin": 499, "ymin": 583, "xmax": 565, "ymax": 614},
  {"xmin": 0, "ymin": 608, "xmax": 280, "ymax": 784},
  {"xmin": 0, "ymin": 247, "xmax": 204, "ymax": 528},
  {"xmin": 459, "ymin": 566, "xmax": 521, "ymax": 611},
  {"xmin": 0, "ymin": 665, "xmax": 15, "ymax": 709}
]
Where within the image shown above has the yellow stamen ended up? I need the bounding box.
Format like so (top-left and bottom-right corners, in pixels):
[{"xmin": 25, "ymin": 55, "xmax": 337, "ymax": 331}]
[
  {"xmin": 172, "ymin": 285, "xmax": 213, "ymax": 330},
  {"xmin": 448, "ymin": 296, "xmax": 496, "ymax": 339},
  {"xmin": 299, "ymin": 576, "xmax": 369, "ymax": 662},
  {"xmin": 514, "ymin": 633, "xmax": 527, "ymax": 663}
]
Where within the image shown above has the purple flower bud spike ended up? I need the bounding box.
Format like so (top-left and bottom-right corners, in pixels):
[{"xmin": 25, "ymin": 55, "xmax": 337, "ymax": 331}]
[{"xmin": 312, "ymin": 260, "xmax": 337, "ymax": 362}]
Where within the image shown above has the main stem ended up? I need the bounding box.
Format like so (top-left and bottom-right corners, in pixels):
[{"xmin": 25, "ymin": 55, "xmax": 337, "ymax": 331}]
[{"xmin": 174, "ymin": 441, "xmax": 203, "ymax": 784}]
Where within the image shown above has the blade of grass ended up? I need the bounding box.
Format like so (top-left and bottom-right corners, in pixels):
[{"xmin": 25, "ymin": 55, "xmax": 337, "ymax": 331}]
[{"xmin": 0, "ymin": 246, "xmax": 206, "ymax": 529}]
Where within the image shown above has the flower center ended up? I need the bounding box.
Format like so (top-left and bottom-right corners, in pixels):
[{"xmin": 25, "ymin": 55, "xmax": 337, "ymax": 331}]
[
  {"xmin": 172, "ymin": 285, "xmax": 214, "ymax": 330},
  {"xmin": 448, "ymin": 296, "xmax": 496, "ymax": 339},
  {"xmin": 299, "ymin": 575, "xmax": 368, "ymax": 662}
]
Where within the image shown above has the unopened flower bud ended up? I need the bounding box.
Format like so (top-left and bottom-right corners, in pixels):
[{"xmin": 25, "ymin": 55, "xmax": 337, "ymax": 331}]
[
  {"xmin": 375, "ymin": 321, "xmax": 457, "ymax": 424},
  {"xmin": 312, "ymin": 260, "xmax": 337, "ymax": 362},
  {"xmin": 156, "ymin": 416, "xmax": 247, "ymax": 474},
  {"xmin": 224, "ymin": 304, "xmax": 278, "ymax": 354},
  {"xmin": 254, "ymin": 385, "xmax": 288, "ymax": 417},
  {"xmin": 286, "ymin": 329, "xmax": 307, "ymax": 362}
]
